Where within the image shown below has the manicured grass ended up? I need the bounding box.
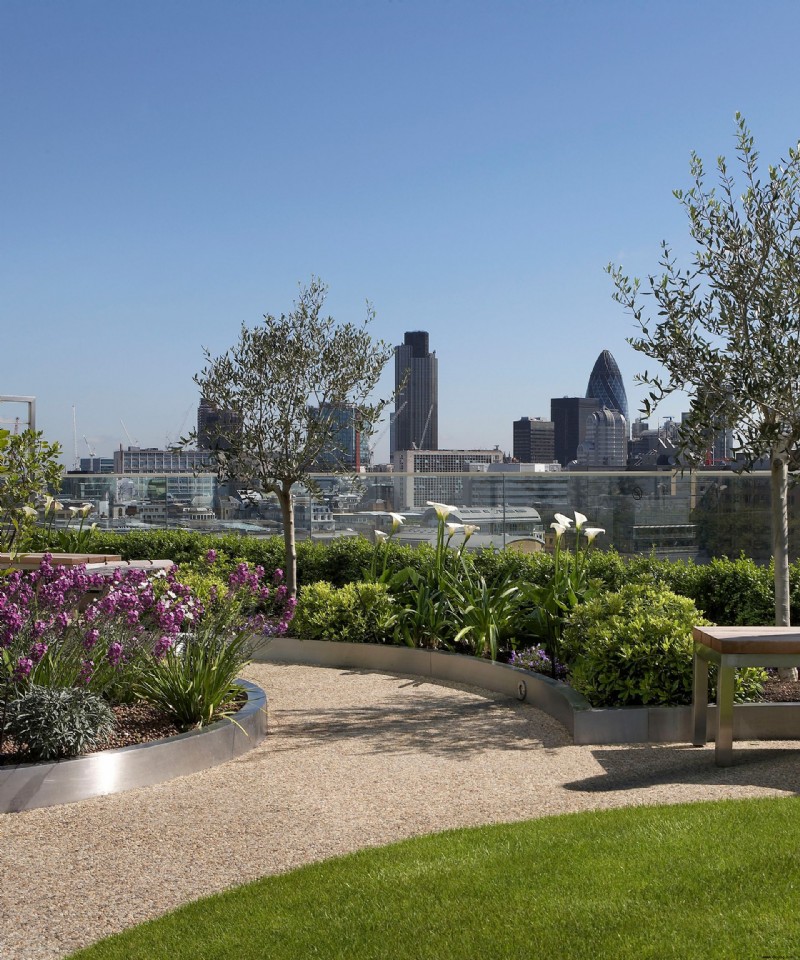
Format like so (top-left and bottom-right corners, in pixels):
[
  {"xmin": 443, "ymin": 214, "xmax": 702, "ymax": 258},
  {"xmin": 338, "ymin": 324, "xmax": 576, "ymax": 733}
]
[{"xmin": 71, "ymin": 797, "xmax": 800, "ymax": 960}]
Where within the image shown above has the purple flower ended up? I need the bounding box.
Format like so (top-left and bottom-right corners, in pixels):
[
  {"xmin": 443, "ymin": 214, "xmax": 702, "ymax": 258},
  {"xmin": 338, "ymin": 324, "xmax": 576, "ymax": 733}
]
[
  {"xmin": 13, "ymin": 657, "xmax": 33, "ymax": 682},
  {"xmin": 84, "ymin": 628, "xmax": 100, "ymax": 650},
  {"xmin": 30, "ymin": 642, "xmax": 48, "ymax": 663},
  {"xmin": 78, "ymin": 659, "xmax": 94, "ymax": 684},
  {"xmin": 154, "ymin": 635, "xmax": 174, "ymax": 659},
  {"xmin": 32, "ymin": 619, "xmax": 48, "ymax": 638},
  {"xmin": 273, "ymin": 568, "xmax": 284, "ymax": 584},
  {"xmin": 205, "ymin": 549, "xmax": 218, "ymax": 564},
  {"xmin": 107, "ymin": 642, "xmax": 124, "ymax": 667}
]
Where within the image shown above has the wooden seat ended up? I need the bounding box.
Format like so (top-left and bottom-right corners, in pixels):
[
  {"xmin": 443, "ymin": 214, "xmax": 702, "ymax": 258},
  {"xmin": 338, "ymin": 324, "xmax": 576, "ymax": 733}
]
[{"xmin": 692, "ymin": 626, "xmax": 800, "ymax": 765}]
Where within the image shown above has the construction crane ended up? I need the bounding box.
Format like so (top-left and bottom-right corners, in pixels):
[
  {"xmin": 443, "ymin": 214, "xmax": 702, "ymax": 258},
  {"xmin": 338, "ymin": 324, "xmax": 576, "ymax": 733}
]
[
  {"xmin": 120, "ymin": 419, "xmax": 139, "ymax": 448},
  {"xmin": 71, "ymin": 404, "xmax": 80, "ymax": 470},
  {"xmin": 366, "ymin": 401, "xmax": 407, "ymax": 464},
  {"xmin": 418, "ymin": 403, "xmax": 434, "ymax": 450}
]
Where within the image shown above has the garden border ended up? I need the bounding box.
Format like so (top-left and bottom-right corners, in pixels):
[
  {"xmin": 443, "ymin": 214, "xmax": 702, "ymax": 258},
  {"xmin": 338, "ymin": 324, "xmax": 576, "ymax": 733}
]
[
  {"xmin": 256, "ymin": 638, "xmax": 800, "ymax": 747},
  {"xmin": 0, "ymin": 679, "xmax": 267, "ymax": 814}
]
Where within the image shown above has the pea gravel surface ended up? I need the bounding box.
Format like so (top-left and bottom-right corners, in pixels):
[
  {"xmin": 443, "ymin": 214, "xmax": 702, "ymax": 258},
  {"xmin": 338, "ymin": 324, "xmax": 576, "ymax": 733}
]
[{"xmin": 3, "ymin": 662, "xmax": 800, "ymax": 960}]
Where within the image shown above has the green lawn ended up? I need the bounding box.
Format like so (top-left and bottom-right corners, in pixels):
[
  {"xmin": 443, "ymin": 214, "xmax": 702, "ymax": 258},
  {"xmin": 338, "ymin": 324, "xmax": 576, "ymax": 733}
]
[{"xmin": 70, "ymin": 797, "xmax": 800, "ymax": 960}]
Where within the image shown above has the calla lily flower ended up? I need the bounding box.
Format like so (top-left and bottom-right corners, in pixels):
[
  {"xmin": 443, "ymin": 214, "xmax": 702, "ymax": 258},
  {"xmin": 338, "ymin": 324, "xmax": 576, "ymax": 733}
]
[
  {"xmin": 21, "ymin": 505, "xmax": 38, "ymax": 518},
  {"xmin": 551, "ymin": 521, "xmax": 568, "ymax": 540},
  {"xmin": 43, "ymin": 495, "xmax": 54, "ymax": 514},
  {"xmin": 573, "ymin": 511, "xmax": 588, "ymax": 531},
  {"xmin": 80, "ymin": 504, "xmax": 93, "ymax": 517},
  {"xmin": 427, "ymin": 501, "xmax": 457, "ymax": 521},
  {"xmin": 463, "ymin": 524, "xmax": 480, "ymax": 538},
  {"xmin": 388, "ymin": 512, "xmax": 406, "ymax": 532},
  {"xmin": 69, "ymin": 506, "xmax": 81, "ymax": 517},
  {"xmin": 583, "ymin": 526, "xmax": 605, "ymax": 544},
  {"xmin": 553, "ymin": 512, "xmax": 573, "ymax": 528},
  {"xmin": 374, "ymin": 530, "xmax": 389, "ymax": 543},
  {"xmin": 446, "ymin": 522, "xmax": 464, "ymax": 536}
]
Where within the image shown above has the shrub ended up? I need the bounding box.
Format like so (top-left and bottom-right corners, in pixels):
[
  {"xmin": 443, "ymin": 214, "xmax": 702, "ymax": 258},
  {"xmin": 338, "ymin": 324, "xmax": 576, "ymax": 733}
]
[
  {"xmin": 293, "ymin": 581, "xmax": 397, "ymax": 644},
  {"xmin": 5, "ymin": 684, "xmax": 114, "ymax": 761},
  {"xmin": 563, "ymin": 584, "xmax": 765, "ymax": 707}
]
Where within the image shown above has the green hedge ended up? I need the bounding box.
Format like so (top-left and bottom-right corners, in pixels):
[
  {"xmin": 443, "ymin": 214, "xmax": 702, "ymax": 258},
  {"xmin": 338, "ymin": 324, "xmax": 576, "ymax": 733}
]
[{"xmin": 36, "ymin": 528, "xmax": 796, "ymax": 627}]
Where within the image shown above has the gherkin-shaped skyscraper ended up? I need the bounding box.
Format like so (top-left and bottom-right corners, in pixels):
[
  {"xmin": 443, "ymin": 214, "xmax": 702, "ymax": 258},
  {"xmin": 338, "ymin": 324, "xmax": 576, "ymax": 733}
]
[{"xmin": 586, "ymin": 350, "xmax": 628, "ymax": 423}]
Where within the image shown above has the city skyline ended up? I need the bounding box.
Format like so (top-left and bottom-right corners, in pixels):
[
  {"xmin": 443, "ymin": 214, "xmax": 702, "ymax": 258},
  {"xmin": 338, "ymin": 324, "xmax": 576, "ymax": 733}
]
[{"xmin": 5, "ymin": 2, "xmax": 800, "ymax": 465}]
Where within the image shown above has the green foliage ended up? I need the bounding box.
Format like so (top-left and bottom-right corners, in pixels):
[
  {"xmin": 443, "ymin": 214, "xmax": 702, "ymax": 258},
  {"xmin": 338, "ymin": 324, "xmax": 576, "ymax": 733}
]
[
  {"xmin": 445, "ymin": 569, "xmax": 520, "ymax": 660},
  {"xmin": 5, "ymin": 684, "xmax": 114, "ymax": 761},
  {"xmin": 135, "ymin": 632, "xmax": 253, "ymax": 730},
  {"xmin": 519, "ymin": 512, "xmax": 605, "ymax": 676},
  {"xmin": 190, "ymin": 277, "xmax": 395, "ymax": 595},
  {"xmin": 293, "ymin": 581, "xmax": 397, "ymax": 645},
  {"xmin": 564, "ymin": 584, "xmax": 765, "ymax": 707},
  {"xmin": 0, "ymin": 430, "xmax": 62, "ymax": 553},
  {"xmin": 609, "ymin": 114, "xmax": 800, "ymax": 626},
  {"xmin": 667, "ymin": 556, "xmax": 775, "ymax": 626}
]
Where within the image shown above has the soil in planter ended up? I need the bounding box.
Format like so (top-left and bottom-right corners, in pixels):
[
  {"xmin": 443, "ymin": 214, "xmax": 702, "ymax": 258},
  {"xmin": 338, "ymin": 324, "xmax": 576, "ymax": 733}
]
[
  {"xmin": 0, "ymin": 696, "xmax": 246, "ymax": 766},
  {"xmin": 761, "ymin": 673, "xmax": 800, "ymax": 703}
]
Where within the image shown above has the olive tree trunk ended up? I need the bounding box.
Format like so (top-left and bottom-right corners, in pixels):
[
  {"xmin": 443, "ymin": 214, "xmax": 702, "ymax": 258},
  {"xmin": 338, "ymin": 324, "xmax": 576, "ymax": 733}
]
[
  {"xmin": 277, "ymin": 484, "xmax": 298, "ymax": 599},
  {"xmin": 771, "ymin": 452, "xmax": 797, "ymax": 679}
]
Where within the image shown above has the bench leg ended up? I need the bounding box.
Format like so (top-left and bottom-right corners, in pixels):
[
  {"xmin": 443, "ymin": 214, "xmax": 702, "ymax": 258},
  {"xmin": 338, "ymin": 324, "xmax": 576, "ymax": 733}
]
[
  {"xmin": 692, "ymin": 652, "xmax": 709, "ymax": 746},
  {"xmin": 715, "ymin": 663, "xmax": 735, "ymax": 767}
]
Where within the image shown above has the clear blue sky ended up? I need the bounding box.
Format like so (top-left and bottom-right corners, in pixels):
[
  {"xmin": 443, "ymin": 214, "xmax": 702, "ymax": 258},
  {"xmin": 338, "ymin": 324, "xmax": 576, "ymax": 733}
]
[{"xmin": 4, "ymin": 0, "xmax": 800, "ymax": 465}]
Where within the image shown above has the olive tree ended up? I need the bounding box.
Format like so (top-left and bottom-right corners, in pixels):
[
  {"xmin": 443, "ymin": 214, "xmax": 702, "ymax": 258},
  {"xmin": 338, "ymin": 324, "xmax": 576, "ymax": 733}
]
[
  {"xmin": 608, "ymin": 115, "xmax": 800, "ymax": 632},
  {"xmin": 192, "ymin": 277, "xmax": 393, "ymax": 596}
]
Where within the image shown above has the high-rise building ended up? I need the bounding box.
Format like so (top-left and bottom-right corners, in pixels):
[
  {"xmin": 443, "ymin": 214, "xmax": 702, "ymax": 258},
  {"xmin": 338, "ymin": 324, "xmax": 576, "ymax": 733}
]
[
  {"xmin": 391, "ymin": 331, "xmax": 438, "ymax": 456},
  {"xmin": 550, "ymin": 397, "xmax": 602, "ymax": 467},
  {"xmin": 311, "ymin": 402, "xmax": 363, "ymax": 472},
  {"xmin": 197, "ymin": 398, "xmax": 240, "ymax": 450},
  {"xmin": 586, "ymin": 350, "xmax": 629, "ymax": 425},
  {"xmin": 513, "ymin": 417, "xmax": 555, "ymax": 463},
  {"xmin": 576, "ymin": 408, "xmax": 628, "ymax": 468}
]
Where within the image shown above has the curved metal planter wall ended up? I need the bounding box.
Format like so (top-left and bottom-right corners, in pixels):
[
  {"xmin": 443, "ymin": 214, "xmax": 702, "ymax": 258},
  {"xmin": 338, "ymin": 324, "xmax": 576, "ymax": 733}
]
[
  {"xmin": 256, "ymin": 638, "xmax": 800, "ymax": 748},
  {"xmin": 0, "ymin": 680, "xmax": 267, "ymax": 814}
]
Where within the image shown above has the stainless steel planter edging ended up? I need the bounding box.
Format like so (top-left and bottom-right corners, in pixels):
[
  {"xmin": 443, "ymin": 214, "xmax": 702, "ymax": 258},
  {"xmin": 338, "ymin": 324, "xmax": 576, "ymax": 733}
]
[
  {"xmin": 257, "ymin": 638, "xmax": 800, "ymax": 747},
  {"xmin": 0, "ymin": 680, "xmax": 267, "ymax": 814}
]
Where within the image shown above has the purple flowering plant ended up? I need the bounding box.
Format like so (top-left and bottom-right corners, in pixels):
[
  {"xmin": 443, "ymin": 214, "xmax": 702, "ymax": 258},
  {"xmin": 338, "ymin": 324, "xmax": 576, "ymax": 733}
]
[{"xmin": 0, "ymin": 552, "xmax": 295, "ymax": 735}]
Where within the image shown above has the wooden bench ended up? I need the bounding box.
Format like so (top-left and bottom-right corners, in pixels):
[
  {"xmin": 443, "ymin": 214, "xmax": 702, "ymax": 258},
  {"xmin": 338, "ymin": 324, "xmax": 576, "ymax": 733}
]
[{"xmin": 692, "ymin": 626, "xmax": 800, "ymax": 766}]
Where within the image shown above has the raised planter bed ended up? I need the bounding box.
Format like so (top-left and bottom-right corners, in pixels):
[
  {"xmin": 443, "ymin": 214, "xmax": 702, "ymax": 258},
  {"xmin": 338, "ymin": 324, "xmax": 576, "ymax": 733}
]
[
  {"xmin": 256, "ymin": 638, "xmax": 800, "ymax": 747},
  {"xmin": 0, "ymin": 679, "xmax": 267, "ymax": 814},
  {"xmin": 0, "ymin": 552, "xmax": 123, "ymax": 570}
]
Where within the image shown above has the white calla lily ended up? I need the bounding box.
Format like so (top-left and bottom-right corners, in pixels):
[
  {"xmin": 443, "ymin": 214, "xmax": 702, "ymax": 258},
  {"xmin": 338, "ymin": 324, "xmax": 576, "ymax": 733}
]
[
  {"xmin": 553, "ymin": 512, "xmax": 573, "ymax": 528},
  {"xmin": 427, "ymin": 501, "xmax": 457, "ymax": 521},
  {"xmin": 374, "ymin": 530, "xmax": 389, "ymax": 543},
  {"xmin": 21, "ymin": 505, "xmax": 38, "ymax": 518},
  {"xmin": 583, "ymin": 526, "xmax": 605, "ymax": 544},
  {"xmin": 573, "ymin": 511, "xmax": 588, "ymax": 531},
  {"xmin": 388, "ymin": 512, "xmax": 406, "ymax": 532},
  {"xmin": 43, "ymin": 495, "xmax": 54, "ymax": 514},
  {"xmin": 463, "ymin": 524, "xmax": 480, "ymax": 538},
  {"xmin": 80, "ymin": 504, "xmax": 93, "ymax": 517},
  {"xmin": 446, "ymin": 522, "xmax": 464, "ymax": 536},
  {"xmin": 69, "ymin": 506, "xmax": 81, "ymax": 517},
  {"xmin": 550, "ymin": 521, "xmax": 568, "ymax": 540}
]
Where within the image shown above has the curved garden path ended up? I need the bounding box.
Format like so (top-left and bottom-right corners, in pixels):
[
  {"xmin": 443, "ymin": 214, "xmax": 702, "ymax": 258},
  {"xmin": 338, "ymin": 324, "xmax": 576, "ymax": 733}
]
[{"xmin": 3, "ymin": 662, "xmax": 800, "ymax": 960}]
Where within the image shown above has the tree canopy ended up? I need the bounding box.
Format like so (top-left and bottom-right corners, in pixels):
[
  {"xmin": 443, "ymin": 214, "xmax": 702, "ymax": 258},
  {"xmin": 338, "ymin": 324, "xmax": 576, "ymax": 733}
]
[
  {"xmin": 192, "ymin": 277, "xmax": 394, "ymax": 595},
  {"xmin": 608, "ymin": 114, "xmax": 800, "ymax": 627}
]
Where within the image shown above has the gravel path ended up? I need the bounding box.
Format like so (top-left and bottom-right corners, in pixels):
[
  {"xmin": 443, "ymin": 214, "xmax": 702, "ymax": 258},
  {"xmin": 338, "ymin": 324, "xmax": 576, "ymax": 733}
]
[{"xmin": 3, "ymin": 662, "xmax": 800, "ymax": 960}]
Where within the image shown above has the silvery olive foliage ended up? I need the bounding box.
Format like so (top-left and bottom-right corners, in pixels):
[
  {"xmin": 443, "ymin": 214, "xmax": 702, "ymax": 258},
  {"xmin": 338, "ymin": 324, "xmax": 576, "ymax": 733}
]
[
  {"xmin": 608, "ymin": 115, "xmax": 800, "ymax": 627},
  {"xmin": 192, "ymin": 278, "xmax": 394, "ymax": 596}
]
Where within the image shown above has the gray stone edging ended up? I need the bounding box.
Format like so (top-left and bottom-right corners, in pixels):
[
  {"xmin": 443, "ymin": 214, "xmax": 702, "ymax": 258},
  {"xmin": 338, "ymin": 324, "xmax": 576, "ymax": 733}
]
[
  {"xmin": 256, "ymin": 638, "xmax": 800, "ymax": 746},
  {"xmin": 0, "ymin": 679, "xmax": 267, "ymax": 814}
]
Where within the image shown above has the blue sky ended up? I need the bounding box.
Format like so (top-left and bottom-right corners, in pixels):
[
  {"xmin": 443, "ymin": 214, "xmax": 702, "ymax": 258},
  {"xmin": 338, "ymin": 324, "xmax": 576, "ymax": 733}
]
[{"xmin": 4, "ymin": 0, "xmax": 800, "ymax": 465}]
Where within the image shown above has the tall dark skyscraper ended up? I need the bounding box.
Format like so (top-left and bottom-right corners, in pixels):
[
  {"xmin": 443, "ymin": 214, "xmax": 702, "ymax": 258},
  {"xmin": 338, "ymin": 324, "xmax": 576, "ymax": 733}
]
[
  {"xmin": 391, "ymin": 331, "xmax": 438, "ymax": 456},
  {"xmin": 550, "ymin": 397, "xmax": 602, "ymax": 467},
  {"xmin": 586, "ymin": 350, "xmax": 629, "ymax": 423}
]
